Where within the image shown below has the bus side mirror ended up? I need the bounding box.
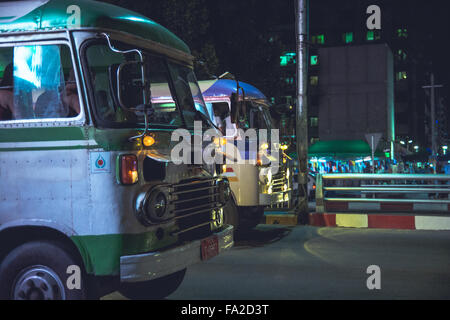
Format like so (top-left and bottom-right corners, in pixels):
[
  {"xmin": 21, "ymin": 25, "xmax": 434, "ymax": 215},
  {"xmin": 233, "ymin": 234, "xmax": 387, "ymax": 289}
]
[
  {"xmin": 116, "ymin": 61, "xmax": 150, "ymax": 111},
  {"xmin": 230, "ymin": 92, "xmax": 239, "ymax": 124},
  {"xmin": 230, "ymin": 93, "xmax": 247, "ymax": 125}
]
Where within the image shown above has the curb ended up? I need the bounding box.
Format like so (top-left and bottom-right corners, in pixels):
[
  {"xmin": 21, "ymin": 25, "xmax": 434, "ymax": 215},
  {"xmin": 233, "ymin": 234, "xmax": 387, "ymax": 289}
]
[
  {"xmin": 263, "ymin": 212, "xmax": 298, "ymax": 226},
  {"xmin": 325, "ymin": 201, "xmax": 450, "ymax": 212},
  {"xmin": 309, "ymin": 212, "xmax": 450, "ymax": 230}
]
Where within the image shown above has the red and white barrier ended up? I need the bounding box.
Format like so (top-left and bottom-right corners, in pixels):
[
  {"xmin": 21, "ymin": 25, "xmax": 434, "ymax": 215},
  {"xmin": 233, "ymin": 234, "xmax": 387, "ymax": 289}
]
[{"xmin": 310, "ymin": 212, "xmax": 450, "ymax": 230}]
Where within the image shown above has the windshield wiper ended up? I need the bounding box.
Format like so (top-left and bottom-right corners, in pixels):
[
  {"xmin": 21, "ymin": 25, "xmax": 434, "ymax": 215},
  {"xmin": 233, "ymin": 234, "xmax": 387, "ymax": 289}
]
[{"xmin": 194, "ymin": 109, "xmax": 218, "ymax": 130}]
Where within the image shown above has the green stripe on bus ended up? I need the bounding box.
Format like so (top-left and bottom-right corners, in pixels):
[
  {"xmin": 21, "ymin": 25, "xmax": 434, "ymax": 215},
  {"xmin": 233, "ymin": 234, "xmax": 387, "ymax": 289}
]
[
  {"xmin": 71, "ymin": 227, "xmax": 178, "ymax": 276},
  {"xmin": 0, "ymin": 145, "xmax": 100, "ymax": 152},
  {"xmin": 0, "ymin": 127, "xmax": 88, "ymax": 142}
]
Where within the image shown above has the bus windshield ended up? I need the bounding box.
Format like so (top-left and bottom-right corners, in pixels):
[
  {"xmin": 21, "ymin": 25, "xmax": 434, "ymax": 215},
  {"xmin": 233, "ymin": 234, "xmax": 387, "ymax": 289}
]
[{"xmin": 84, "ymin": 40, "xmax": 212, "ymax": 129}]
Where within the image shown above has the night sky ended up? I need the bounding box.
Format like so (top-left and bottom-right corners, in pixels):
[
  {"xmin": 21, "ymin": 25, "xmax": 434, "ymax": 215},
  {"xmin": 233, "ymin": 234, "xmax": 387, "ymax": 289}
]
[{"xmin": 99, "ymin": 0, "xmax": 449, "ymax": 104}]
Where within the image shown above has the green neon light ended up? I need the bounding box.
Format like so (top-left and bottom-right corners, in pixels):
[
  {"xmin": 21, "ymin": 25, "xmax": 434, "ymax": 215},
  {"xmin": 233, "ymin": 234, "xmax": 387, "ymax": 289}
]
[
  {"xmin": 397, "ymin": 28, "xmax": 408, "ymax": 38},
  {"xmin": 280, "ymin": 52, "xmax": 296, "ymax": 67},
  {"xmin": 317, "ymin": 34, "xmax": 324, "ymax": 44},
  {"xmin": 344, "ymin": 32, "xmax": 353, "ymax": 43},
  {"xmin": 157, "ymin": 103, "xmax": 176, "ymax": 108}
]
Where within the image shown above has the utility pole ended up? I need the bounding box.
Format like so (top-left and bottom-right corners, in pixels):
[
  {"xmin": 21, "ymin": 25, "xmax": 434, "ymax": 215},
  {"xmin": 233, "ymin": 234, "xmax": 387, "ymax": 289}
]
[
  {"xmin": 295, "ymin": 0, "xmax": 309, "ymax": 222},
  {"xmin": 422, "ymin": 73, "xmax": 443, "ymax": 172}
]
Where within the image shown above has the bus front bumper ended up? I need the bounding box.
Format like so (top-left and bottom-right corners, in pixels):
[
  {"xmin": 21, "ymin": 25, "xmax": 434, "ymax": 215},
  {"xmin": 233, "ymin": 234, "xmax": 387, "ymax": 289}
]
[
  {"xmin": 119, "ymin": 225, "xmax": 234, "ymax": 283},
  {"xmin": 259, "ymin": 190, "xmax": 290, "ymax": 206}
]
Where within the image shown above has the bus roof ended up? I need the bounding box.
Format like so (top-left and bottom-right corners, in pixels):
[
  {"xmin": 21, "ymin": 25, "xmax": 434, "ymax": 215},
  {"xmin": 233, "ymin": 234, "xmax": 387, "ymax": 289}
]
[
  {"xmin": 199, "ymin": 79, "xmax": 269, "ymax": 103},
  {"xmin": 0, "ymin": 0, "xmax": 190, "ymax": 54}
]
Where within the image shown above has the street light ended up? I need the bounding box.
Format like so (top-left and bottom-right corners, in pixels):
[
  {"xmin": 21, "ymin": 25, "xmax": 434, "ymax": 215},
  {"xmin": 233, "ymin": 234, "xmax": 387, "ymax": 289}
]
[{"xmin": 414, "ymin": 145, "xmax": 419, "ymax": 152}]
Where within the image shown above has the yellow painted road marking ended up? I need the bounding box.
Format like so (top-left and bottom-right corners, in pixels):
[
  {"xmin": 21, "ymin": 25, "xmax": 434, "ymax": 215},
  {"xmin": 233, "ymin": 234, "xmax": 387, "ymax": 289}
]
[{"xmin": 336, "ymin": 214, "xmax": 368, "ymax": 228}]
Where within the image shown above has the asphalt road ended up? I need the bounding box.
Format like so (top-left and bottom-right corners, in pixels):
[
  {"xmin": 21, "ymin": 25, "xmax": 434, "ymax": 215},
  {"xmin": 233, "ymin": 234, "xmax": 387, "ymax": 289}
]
[{"xmin": 106, "ymin": 225, "xmax": 450, "ymax": 300}]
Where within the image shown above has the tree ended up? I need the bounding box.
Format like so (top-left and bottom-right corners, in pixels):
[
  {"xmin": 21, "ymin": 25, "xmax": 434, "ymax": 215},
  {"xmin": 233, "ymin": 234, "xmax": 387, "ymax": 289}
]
[{"xmin": 98, "ymin": 0, "xmax": 219, "ymax": 79}]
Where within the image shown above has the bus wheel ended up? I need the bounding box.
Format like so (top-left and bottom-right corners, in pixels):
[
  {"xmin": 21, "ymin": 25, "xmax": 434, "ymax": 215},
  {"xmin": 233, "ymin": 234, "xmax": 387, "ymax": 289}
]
[
  {"xmin": 0, "ymin": 241, "xmax": 87, "ymax": 300},
  {"xmin": 118, "ymin": 269, "xmax": 186, "ymax": 300},
  {"xmin": 223, "ymin": 198, "xmax": 239, "ymax": 231},
  {"xmin": 238, "ymin": 206, "xmax": 265, "ymax": 230}
]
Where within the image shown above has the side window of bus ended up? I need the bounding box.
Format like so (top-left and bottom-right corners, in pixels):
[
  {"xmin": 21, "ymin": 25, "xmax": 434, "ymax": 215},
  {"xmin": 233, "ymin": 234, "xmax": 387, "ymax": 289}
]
[
  {"xmin": 0, "ymin": 47, "xmax": 13, "ymax": 121},
  {"xmin": 0, "ymin": 44, "xmax": 79, "ymax": 122}
]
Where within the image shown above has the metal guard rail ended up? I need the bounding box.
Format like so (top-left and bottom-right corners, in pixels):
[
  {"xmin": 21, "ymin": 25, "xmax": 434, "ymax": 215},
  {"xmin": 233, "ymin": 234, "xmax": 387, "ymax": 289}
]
[{"xmin": 315, "ymin": 173, "xmax": 450, "ymax": 213}]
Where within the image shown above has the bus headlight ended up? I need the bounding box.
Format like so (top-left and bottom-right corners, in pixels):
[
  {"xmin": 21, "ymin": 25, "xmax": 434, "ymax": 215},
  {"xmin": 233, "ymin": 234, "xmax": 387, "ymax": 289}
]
[
  {"xmin": 135, "ymin": 187, "xmax": 171, "ymax": 226},
  {"xmin": 218, "ymin": 178, "xmax": 231, "ymax": 204},
  {"xmin": 151, "ymin": 192, "xmax": 167, "ymax": 218}
]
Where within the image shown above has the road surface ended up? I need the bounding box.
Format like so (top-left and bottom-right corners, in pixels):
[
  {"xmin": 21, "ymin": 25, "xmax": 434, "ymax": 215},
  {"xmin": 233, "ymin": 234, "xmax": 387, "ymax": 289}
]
[{"xmin": 105, "ymin": 225, "xmax": 450, "ymax": 300}]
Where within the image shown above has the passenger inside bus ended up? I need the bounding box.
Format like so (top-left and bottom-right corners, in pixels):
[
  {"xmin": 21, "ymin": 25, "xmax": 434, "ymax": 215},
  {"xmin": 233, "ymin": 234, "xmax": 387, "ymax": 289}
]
[
  {"xmin": 212, "ymin": 101, "xmax": 237, "ymax": 136},
  {"xmin": 34, "ymin": 69, "xmax": 80, "ymax": 118},
  {"xmin": 0, "ymin": 63, "xmax": 13, "ymax": 120},
  {"xmin": 0, "ymin": 44, "xmax": 80, "ymax": 121}
]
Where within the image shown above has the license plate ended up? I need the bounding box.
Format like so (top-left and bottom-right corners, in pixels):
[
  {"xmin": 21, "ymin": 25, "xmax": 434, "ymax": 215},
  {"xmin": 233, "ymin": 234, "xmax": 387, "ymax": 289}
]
[{"xmin": 201, "ymin": 236, "xmax": 219, "ymax": 261}]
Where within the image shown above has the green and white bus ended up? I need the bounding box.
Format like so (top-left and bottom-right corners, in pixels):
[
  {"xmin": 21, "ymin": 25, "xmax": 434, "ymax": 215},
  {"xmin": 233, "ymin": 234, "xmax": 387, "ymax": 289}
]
[{"xmin": 0, "ymin": 0, "xmax": 233, "ymax": 300}]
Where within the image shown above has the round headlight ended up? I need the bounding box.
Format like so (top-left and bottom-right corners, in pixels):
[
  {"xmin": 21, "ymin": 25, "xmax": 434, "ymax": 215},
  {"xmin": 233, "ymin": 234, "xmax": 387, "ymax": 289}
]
[
  {"xmin": 219, "ymin": 178, "xmax": 231, "ymax": 204},
  {"xmin": 223, "ymin": 179, "xmax": 231, "ymax": 202},
  {"xmin": 153, "ymin": 192, "xmax": 167, "ymax": 218},
  {"xmin": 136, "ymin": 188, "xmax": 171, "ymax": 226},
  {"xmin": 145, "ymin": 190, "xmax": 168, "ymax": 221}
]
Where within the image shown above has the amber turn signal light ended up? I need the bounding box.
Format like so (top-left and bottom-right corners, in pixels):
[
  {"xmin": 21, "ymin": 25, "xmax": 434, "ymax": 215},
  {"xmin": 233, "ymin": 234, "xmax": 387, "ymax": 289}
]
[{"xmin": 120, "ymin": 154, "xmax": 138, "ymax": 185}]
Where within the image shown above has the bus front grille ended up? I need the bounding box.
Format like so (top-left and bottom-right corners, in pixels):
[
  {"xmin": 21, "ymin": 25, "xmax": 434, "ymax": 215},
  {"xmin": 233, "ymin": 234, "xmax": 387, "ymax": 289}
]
[
  {"xmin": 170, "ymin": 178, "xmax": 221, "ymax": 242},
  {"xmin": 272, "ymin": 172, "xmax": 287, "ymax": 193}
]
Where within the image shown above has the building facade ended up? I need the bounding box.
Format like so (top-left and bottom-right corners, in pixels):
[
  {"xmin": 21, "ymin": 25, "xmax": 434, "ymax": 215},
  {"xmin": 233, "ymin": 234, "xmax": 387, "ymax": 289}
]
[{"xmin": 270, "ymin": 0, "xmax": 447, "ymax": 156}]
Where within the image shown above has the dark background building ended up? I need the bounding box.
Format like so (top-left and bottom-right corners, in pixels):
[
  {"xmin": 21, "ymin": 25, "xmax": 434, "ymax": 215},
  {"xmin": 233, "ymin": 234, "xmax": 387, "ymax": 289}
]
[
  {"xmin": 272, "ymin": 0, "xmax": 449, "ymax": 156},
  {"xmin": 315, "ymin": 44, "xmax": 394, "ymax": 147},
  {"xmin": 99, "ymin": 0, "xmax": 449, "ymax": 156}
]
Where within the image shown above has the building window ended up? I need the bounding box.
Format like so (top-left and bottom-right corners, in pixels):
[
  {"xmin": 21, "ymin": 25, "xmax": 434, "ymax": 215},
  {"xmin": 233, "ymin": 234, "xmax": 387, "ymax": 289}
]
[
  {"xmin": 397, "ymin": 28, "xmax": 408, "ymax": 38},
  {"xmin": 309, "ymin": 76, "xmax": 319, "ymax": 86},
  {"xmin": 285, "ymin": 77, "xmax": 295, "ymax": 85},
  {"xmin": 280, "ymin": 52, "xmax": 296, "ymax": 67},
  {"xmin": 342, "ymin": 32, "xmax": 353, "ymax": 44},
  {"xmin": 366, "ymin": 30, "xmax": 381, "ymax": 41},
  {"xmin": 310, "ymin": 55, "xmax": 318, "ymax": 66},
  {"xmin": 396, "ymin": 71, "xmax": 407, "ymax": 81},
  {"xmin": 396, "ymin": 49, "xmax": 407, "ymax": 61},
  {"xmin": 311, "ymin": 34, "xmax": 325, "ymax": 44},
  {"xmin": 310, "ymin": 117, "xmax": 319, "ymax": 127}
]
